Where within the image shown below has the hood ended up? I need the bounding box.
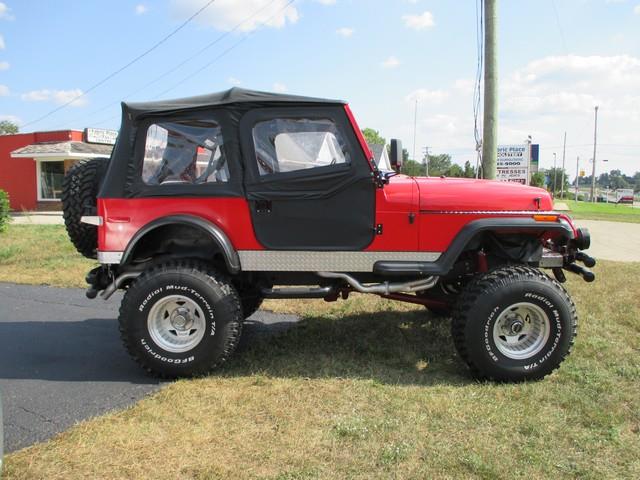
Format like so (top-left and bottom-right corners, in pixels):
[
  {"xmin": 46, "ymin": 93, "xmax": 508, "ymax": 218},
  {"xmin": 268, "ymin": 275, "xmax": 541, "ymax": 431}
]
[{"xmin": 414, "ymin": 177, "xmax": 554, "ymax": 212}]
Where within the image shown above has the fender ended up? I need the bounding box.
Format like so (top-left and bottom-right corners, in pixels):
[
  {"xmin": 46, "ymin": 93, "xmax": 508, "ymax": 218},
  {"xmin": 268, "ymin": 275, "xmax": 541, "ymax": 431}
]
[
  {"xmin": 374, "ymin": 217, "xmax": 574, "ymax": 276},
  {"xmin": 121, "ymin": 215, "xmax": 241, "ymax": 274}
]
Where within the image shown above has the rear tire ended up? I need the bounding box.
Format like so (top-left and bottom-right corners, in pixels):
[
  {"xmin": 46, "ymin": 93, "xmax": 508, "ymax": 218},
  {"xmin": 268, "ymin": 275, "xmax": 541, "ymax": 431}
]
[
  {"xmin": 61, "ymin": 158, "xmax": 109, "ymax": 259},
  {"xmin": 452, "ymin": 265, "xmax": 577, "ymax": 382},
  {"xmin": 118, "ymin": 260, "xmax": 242, "ymax": 378}
]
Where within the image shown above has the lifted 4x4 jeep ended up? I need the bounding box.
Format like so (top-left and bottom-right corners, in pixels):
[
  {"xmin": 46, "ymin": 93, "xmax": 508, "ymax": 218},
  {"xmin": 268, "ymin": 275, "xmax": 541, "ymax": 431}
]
[{"xmin": 62, "ymin": 88, "xmax": 595, "ymax": 382}]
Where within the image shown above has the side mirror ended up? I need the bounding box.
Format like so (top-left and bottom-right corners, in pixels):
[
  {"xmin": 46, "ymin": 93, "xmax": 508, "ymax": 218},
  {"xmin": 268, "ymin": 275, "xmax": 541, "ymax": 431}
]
[{"xmin": 390, "ymin": 139, "xmax": 403, "ymax": 172}]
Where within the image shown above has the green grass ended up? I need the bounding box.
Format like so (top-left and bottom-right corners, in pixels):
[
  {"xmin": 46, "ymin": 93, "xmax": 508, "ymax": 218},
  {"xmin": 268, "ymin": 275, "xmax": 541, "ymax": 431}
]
[
  {"xmin": 1, "ymin": 225, "xmax": 639, "ymax": 479},
  {"xmin": 0, "ymin": 224, "xmax": 94, "ymax": 287},
  {"xmin": 1, "ymin": 224, "xmax": 639, "ymax": 479},
  {"xmin": 564, "ymin": 199, "xmax": 640, "ymax": 223}
]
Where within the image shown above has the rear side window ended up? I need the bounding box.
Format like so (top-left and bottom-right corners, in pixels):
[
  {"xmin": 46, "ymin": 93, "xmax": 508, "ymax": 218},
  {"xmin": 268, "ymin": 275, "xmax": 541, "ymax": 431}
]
[
  {"xmin": 142, "ymin": 120, "xmax": 229, "ymax": 185},
  {"xmin": 252, "ymin": 118, "xmax": 350, "ymax": 176}
]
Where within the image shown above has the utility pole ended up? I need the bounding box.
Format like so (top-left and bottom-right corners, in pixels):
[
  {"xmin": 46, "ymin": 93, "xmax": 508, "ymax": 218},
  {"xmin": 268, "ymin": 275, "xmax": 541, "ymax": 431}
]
[
  {"xmin": 553, "ymin": 152, "xmax": 557, "ymax": 196},
  {"xmin": 560, "ymin": 131, "xmax": 566, "ymax": 199},
  {"xmin": 412, "ymin": 99, "xmax": 418, "ymax": 162},
  {"xmin": 481, "ymin": 0, "xmax": 498, "ymax": 179},
  {"xmin": 590, "ymin": 106, "xmax": 599, "ymax": 202},
  {"xmin": 575, "ymin": 156, "xmax": 580, "ymax": 200}
]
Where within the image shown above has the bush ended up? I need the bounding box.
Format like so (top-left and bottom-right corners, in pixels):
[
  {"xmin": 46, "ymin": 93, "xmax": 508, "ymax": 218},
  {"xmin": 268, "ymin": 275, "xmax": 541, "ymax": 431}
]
[{"xmin": 0, "ymin": 189, "xmax": 10, "ymax": 232}]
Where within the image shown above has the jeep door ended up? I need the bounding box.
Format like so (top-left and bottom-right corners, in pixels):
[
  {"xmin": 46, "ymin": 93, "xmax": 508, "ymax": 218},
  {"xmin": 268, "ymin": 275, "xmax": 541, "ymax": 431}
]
[{"xmin": 240, "ymin": 106, "xmax": 375, "ymax": 250}]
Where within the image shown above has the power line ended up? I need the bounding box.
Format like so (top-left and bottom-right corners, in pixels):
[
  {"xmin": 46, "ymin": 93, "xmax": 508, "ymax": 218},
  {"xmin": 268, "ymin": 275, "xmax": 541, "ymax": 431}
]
[
  {"xmin": 550, "ymin": 0, "xmax": 569, "ymax": 55},
  {"xmin": 89, "ymin": 0, "xmax": 296, "ymax": 127},
  {"xmin": 153, "ymin": 0, "xmax": 296, "ymax": 99},
  {"xmin": 473, "ymin": 0, "xmax": 484, "ymax": 178},
  {"xmin": 22, "ymin": 0, "xmax": 218, "ymax": 128},
  {"xmin": 65, "ymin": 0, "xmax": 281, "ymax": 129}
]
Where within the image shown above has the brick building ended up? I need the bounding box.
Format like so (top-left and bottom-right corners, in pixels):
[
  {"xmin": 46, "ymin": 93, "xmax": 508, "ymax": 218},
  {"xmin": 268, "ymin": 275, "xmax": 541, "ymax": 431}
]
[{"xmin": 0, "ymin": 129, "xmax": 114, "ymax": 211}]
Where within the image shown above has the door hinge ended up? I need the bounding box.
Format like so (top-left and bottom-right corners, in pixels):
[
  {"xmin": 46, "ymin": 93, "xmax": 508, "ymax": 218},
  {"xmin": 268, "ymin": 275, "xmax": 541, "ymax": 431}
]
[
  {"xmin": 408, "ymin": 212, "xmax": 416, "ymax": 224},
  {"xmin": 255, "ymin": 200, "xmax": 272, "ymax": 213},
  {"xmin": 375, "ymin": 224, "xmax": 383, "ymax": 235}
]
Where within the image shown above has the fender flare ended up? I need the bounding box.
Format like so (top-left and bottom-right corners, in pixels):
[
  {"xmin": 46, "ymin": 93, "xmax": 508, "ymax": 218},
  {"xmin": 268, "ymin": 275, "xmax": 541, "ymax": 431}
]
[
  {"xmin": 374, "ymin": 217, "xmax": 574, "ymax": 276},
  {"xmin": 121, "ymin": 215, "xmax": 241, "ymax": 274}
]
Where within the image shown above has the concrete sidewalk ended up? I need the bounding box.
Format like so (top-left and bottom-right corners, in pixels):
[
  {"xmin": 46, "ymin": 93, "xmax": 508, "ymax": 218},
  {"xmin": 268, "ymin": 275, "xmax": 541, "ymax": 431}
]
[
  {"xmin": 10, "ymin": 212, "xmax": 64, "ymax": 225},
  {"xmin": 574, "ymin": 219, "xmax": 640, "ymax": 262}
]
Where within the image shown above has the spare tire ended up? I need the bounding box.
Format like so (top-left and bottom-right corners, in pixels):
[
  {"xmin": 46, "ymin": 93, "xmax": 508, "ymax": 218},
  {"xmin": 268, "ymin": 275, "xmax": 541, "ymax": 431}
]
[{"xmin": 61, "ymin": 158, "xmax": 109, "ymax": 259}]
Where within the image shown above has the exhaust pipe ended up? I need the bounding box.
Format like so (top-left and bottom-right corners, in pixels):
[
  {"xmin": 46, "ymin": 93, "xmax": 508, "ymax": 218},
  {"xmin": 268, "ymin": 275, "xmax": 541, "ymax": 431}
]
[{"xmin": 317, "ymin": 271, "xmax": 437, "ymax": 294}]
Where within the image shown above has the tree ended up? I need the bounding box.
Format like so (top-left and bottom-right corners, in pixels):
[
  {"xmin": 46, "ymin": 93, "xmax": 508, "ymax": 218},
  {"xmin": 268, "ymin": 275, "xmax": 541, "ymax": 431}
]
[
  {"xmin": 426, "ymin": 154, "xmax": 452, "ymax": 177},
  {"xmin": 400, "ymin": 160, "xmax": 425, "ymax": 176},
  {"xmin": 546, "ymin": 167, "xmax": 570, "ymax": 195},
  {"xmin": 530, "ymin": 172, "xmax": 545, "ymax": 188},
  {"xmin": 0, "ymin": 120, "xmax": 19, "ymax": 135},
  {"xmin": 446, "ymin": 164, "xmax": 464, "ymax": 178},
  {"xmin": 361, "ymin": 128, "xmax": 385, "ymax": 146},
  {"xmin": 463, "ymin": 161, "xmax": 476, "ymax": 178}
]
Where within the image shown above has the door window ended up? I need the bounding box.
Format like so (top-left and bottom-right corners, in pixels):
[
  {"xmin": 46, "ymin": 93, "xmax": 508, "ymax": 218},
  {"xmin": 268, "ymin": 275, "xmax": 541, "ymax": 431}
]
[
  {"xmin": 252, "ymin": 118, "xmax": 350, "ymax": 176},
  {"xmin": 142, "ymin": 120, "xmax": 228, "ymax": 185},
  {"xmin": 39, "ymin": 161, "xmax": 65, "ymax": 200}
]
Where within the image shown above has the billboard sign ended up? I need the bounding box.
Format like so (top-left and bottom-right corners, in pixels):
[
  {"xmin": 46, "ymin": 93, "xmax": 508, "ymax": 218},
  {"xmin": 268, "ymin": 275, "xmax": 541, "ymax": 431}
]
[{"xmin": 497, "ymin": 144, "xmax": 530, "ymax": 184}]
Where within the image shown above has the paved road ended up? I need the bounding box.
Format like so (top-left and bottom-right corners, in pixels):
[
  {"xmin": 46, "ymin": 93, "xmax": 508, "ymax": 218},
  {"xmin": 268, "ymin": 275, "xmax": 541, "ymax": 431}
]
[
  {"xmin": 574, "ymin": 219, "xmax": 640, "ymax": 262},
  {"xmin": 0, "ymin": 283, "xmax": 298, "ymax": 453}
]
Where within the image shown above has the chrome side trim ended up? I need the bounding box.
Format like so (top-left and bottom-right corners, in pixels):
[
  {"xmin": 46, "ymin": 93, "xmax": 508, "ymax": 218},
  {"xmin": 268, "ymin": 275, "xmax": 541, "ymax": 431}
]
[
  {"xmin": 97, "ymin": 251, "xmax": 123, "ymax": 264},
  {"xmin": 237, "ymin": 250, "xmax": 441, "ymax": 272},
  {"xmin": 81, "ymin": 215, "xmax": 103, "ymax": 226}
]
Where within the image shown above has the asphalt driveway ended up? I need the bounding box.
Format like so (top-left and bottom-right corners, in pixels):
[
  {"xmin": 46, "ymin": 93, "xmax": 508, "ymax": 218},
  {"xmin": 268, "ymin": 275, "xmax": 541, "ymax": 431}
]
[{"xmin": 0, "ymin": 283, "xmax": 298, "ymax": 452}]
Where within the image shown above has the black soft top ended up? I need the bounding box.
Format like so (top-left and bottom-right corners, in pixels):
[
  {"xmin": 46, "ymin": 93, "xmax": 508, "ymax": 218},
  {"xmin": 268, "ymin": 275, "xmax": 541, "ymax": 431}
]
[{"xmin": 124, "ymin": 87, "xmax": 345, "ymax": 118}]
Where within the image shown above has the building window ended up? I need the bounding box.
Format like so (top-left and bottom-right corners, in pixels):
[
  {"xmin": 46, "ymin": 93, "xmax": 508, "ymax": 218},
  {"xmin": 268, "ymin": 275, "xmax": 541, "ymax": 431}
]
[
  {"xmin": 252, "ymin": 118, "xmax": 350, "ymax": 176},
  {"xmin": 142, "ymin": 120, "xmax": 229, "ymax": 185},
  {"xmin": 40, "ymin": 161, "xmax": 65, "ymax": 200}
]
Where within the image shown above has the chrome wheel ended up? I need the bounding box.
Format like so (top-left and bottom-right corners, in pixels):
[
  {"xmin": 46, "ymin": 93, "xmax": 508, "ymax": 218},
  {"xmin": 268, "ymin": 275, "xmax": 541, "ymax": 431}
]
[
  {"xmin": 147, "ymin": 295, "xmax": 207, "ymax": 353},
  {"xmin": 492, "ymin": 302, "xmax": 550, "ymax": 360}
]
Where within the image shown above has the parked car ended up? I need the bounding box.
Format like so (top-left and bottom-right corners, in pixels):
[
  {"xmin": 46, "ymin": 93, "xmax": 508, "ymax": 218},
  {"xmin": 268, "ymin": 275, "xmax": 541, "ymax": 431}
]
[{"xmin": 61, "ymin": 88, "xmax": 595, "ymax": 382}]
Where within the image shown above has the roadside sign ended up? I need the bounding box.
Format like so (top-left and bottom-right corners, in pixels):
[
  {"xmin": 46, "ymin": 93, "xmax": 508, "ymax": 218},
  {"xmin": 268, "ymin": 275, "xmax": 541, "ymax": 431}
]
[{"xmin": 497, "ymin": 144, "xmax": 530, "ymax": 184}]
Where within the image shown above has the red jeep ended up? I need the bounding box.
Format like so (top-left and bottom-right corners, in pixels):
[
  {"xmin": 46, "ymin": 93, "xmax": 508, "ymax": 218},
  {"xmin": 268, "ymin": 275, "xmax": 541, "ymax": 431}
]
[{"xmin": 62, "ymin": 88, "xmax": 595, "ymax": 382}]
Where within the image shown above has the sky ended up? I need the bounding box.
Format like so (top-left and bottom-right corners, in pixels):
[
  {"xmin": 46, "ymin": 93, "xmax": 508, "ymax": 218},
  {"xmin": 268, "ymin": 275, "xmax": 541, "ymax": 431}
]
[{"xmin": 0, "ymin": 0, "xmax": 639, "ymax": 175}]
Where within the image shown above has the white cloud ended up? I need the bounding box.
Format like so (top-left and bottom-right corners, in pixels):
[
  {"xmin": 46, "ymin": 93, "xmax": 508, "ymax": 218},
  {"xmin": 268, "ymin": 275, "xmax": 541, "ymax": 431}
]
[
  {"xmin": 0, "ymin": 34, "xmax": 5, "ymax": 50},
  {"xmin": 0, "ymin": 114, "xmax": 20, "ymax": 123},
  {"xmin": 336, "ymin": 27, "xmax": 354, "ymax": 37},
  {"xmin": 381, "ymin": 56, "xmax": 401, "ymax": 69},
  {"xmin": 315, "ymin": 0, "xmax": 336, "ymax": 4},
  {"xmin": 273, "ymin": 82, "xmax": 287, "ymax": 93},
  {"xmin": 227, "ymin": 76, "xmax": 241, "ymax": 86},
  {"xmin": 0, "ymin": 61, "xmax": 8, "ymax": 71},
  {"xmin": 135, "ymin": 4, "xmax": 148, "ymax": 15},
  {"xmin": 634, "ymin": 4, "xmax": 640, "ymax": 14},
  {"xmin": 171, "ymin": 0, "xmax": 299, "ymax": 32},
  {"xmin": 0, "ymin": 2, "xmax": 14, "ymax": 20},
  {"xmin": 402, "ymin": 11, "xmax": 435, "ymax": 30},
  {"xmin": 406, "ymin": 88, "xmax": 449, "ymax": 105},
  {"xmin": 0, "ymin": 84, "xmax": 9, "ymax": 96},
  {"xmin": 21, "ymin": 89, "xmax": 88, "ymax": 107}
]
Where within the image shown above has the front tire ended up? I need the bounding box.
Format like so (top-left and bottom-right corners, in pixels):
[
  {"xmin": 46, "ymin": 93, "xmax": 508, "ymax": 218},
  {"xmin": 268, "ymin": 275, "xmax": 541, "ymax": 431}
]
[
  {"xmin": 452, "ymin": 266, "xmax": 577, "ymax": 382},
  {"xmin": 118, "ymin": 261, "xmax": 242, "ymax": 378}
]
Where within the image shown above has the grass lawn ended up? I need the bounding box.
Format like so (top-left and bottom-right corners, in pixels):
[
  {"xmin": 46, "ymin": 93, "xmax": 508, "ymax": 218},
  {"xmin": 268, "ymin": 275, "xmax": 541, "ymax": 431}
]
[
  {"xmin": 1, "ymin": 225, "xmax": 639, "ymax": 479},
  {"xmin": 564, "ymin": 199, "xmax": 640, "ymax": 223},
  {"xmin": 0, "ymin": 224, "xmax": 94, "ymax": 287}
]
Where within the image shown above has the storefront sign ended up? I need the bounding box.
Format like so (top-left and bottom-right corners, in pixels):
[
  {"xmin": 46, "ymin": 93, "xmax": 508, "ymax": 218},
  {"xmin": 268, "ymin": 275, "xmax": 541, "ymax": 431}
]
[
  {"xmin": 497, "ymin": 144, "xmax": 530, "ymax": 185},
  {"xmin": 84, "ymin": 128, "xmax": 118, "ymax": 145}
]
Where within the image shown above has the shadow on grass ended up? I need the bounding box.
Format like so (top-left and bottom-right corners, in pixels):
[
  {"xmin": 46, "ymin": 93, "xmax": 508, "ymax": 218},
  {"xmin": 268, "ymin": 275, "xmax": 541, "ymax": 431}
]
[
  {"xmin": 0, "ymin": 310, "xmax": 469, "ymax": 386},
  {"xmin": 230, "ymin": 309, "xmax": 471, "ymax": 386}
]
